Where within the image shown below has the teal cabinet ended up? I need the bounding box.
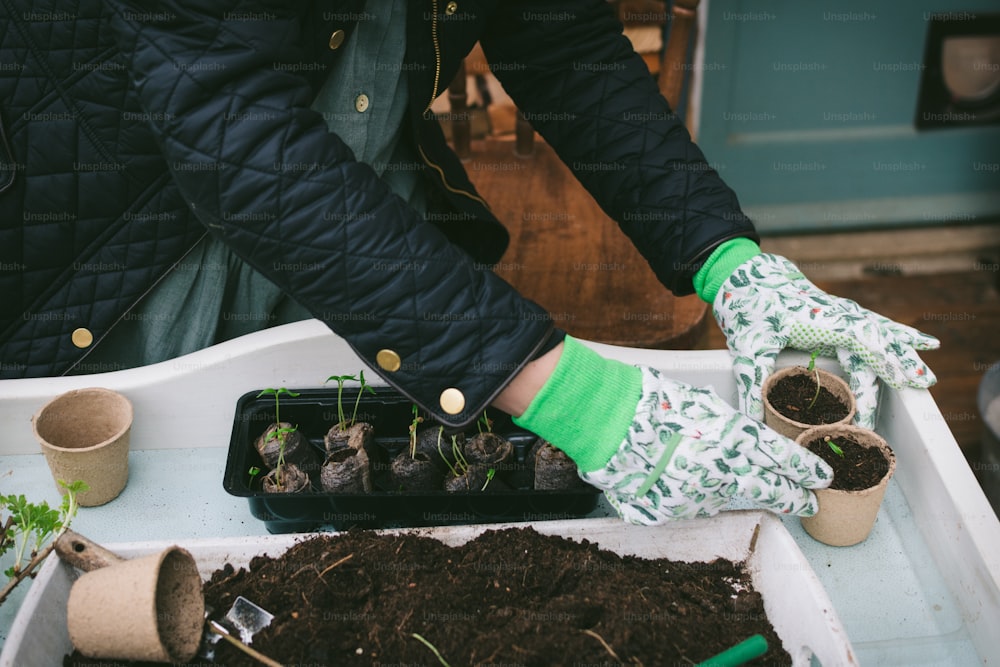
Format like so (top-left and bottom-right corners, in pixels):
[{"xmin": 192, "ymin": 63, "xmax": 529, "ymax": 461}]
[{"xmin": 699, "ymin": 1, "xmax": 1000, "ymax": 233}]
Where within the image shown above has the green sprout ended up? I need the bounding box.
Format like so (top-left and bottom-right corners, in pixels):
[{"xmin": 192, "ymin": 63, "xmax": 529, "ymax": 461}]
[
  {"xmin": 247, "ymin": 465, "xmax": 261, "ymax": 486},
  {"xmin": 350, "ymin": 370, "xmax": 376, "ymax": 426},
  {"xmin": 824, "ymin": 436, "xmax": 845, "ymax": 458},
  {"xmin": 481, "ymin": 468, "xmax": 497, "ymax": 491},
  {"xmin": 411, "ymin": 633, "xmax": 451, "ymax": 667},
  {"xmin": 0, "ymin": 479, "xmax": 89, "ymax": 606},
  {"xmin": 257, "ymin": 387, "xmax": 300, "ymax": 436},
  {"xmin": 324, "ymin": 374, "xmax": 358, "ymax": 429},
  {"xmin": 326, "ymin": 371, "xmax": 376, "ymax": 431},
  {"xmin": 806, "ymin": 349, "xmax": 822, "ymax": 410},
  {"xmin": 408, "ymin": 404, "xmax": 424, "ymax": 459},
  {"xmin": 257, "ymin": 387, "xmax": 301, "ymax": 489},
  {"xmin": 477, "ymin": 410, "xmax": 493, "ymax": 434},
  {"xmin": 436, "ymin": 427, "xmax": 469, "ymax": 479}
]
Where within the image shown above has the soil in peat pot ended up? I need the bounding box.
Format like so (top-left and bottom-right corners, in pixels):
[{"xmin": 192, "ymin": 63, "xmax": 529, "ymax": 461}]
[
  {"xmin": 65, "ymin": 528, "xmax": 791, "ymax": 667},
  {"xmin": 768, "ymin": 374, "xmax": 850, "ymax": 425},
  {"xmin": 806, "ymin": 435, "xmax": 892, "ymax": 490}
]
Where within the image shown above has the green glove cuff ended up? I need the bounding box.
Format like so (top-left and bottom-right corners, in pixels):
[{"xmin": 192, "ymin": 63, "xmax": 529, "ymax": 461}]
[
  {"xmin": 693, "ymin": 238, "xmax": 761, "ymax": 303},
  {"xmin": 512, "ymin": 335, "xmax": 643, "ymax": 472}
]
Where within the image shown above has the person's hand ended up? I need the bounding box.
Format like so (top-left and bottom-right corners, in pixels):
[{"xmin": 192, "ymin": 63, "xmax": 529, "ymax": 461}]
[
  {"xmin": 508, "ymin": 337, "xmax": 832, "ymax": 525},
  {"xmin": 580, "ymin": 366, "xmax": 832, "ymax": 523},
  {"xmin": 712, "ymin": 253, "xmax": 939, "ymax": 429}
]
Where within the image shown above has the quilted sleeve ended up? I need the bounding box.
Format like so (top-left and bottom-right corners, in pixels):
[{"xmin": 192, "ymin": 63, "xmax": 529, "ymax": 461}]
[
  {"xmin": 101, "ymin": 0, "xmax": 555, "ymax": 427},
  {"xmin": 480, "ymin": 0, "xmax": 759, "ymax": 295}
]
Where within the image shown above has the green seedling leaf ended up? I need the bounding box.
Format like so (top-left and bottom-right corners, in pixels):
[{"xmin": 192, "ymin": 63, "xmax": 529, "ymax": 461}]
[
  {"xmin": 1, "ymin": 479, "xmax": 87, "ymax": 606},
  {"xmin": 825, "ymin": 437, "xmax": 845, "ymax": 458},
  {"xmin": 258, "ymin": 387, "xmax": 300, "ymax": 427},
  {"xmin": 481, "ymin": 468, "xmax": 496, "ymax": 491}
]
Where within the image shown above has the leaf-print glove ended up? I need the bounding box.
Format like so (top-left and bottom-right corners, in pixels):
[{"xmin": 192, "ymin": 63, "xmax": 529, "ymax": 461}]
[
  {"xmin": 712, "ymin": 253, "xmax": 939, "ymax": 429},
  {"xmin": 512, "ymin": 336, "xmax": 832, "ymax": 524}
]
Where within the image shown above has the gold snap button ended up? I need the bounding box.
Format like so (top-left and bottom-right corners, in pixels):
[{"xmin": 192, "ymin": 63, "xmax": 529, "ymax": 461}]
[
  {"xmin": 71, "ymin": 328, "xmax": 93, "ymax": 349},
  {"xmin": 445, "ymin": 1, "xmax": 458, "ymax": 15},
  {"xmin": 376, "ymin": 349, "xmax": 402, "ymax": 372},
  {"xmin": 439, "ymin": 388, "xmax": 465, "ymax": 415},
  {"xmin": 355, "ymin": 93, "xmax": 370, "ymax": 113},
  {"xmin": 328, "ymin": 29, "xmax": 345, "ymax": 50}
]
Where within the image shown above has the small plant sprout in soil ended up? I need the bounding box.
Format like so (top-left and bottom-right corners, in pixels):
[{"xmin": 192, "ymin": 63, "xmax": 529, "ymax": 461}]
[
  {"xmin": 319, "ymin": 373, "xmax": 377, "ymax": 494},
  {"xmin": 0, "ymin": 479, "xmax": 88, "ymax": 606},
  {"xmin": 388, "ymin": 409, "xmax": 442, "ymax": 491},
  {"xmin": 825, "ymin": 437, "xmax": 845, "ymax": 458},
  {"xmin": 256, "ymin": 388, "xmax": 310, "ymax": 493},
  {"xmin": 477, "ymin": 410, "xmax": 493, "ymax": 434},
  {"xmin": 438, "ymin": 427, "xmax": 469, "ymax": 480},
  {"xmin": 805, "ymin": 434, "xmax": 891, "ymax": 491},
  {"xmin": 323, "ymin": 371, "xmax": 376, "ymax": 457},
  {"xmin": 325, "ymin": 371, "xmax": 376, "ymax": 432},
  {"xmin": 764, "ymin": 351, "xmax": 853, "ymax": 433},
  {"xmin": 408, "ymin": 404, "xmax": 424, "ymax": 459},
  {"xmin": 806, "ymin": 349, "xmax": 822, "ymax": 410}
]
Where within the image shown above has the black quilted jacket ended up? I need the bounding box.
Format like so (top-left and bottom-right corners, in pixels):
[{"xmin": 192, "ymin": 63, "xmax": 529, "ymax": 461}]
[{"xmin": 0, "ymin": 0, "xmax": 757, "ymax": 426}]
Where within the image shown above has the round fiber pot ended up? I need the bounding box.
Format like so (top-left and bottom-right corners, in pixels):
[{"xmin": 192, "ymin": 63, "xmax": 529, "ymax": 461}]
[
  {"xmin": 797, "ymin": 424, "xmax": 896, "ymax": 547},
  {"xmin": 763, "ymin": 366, "xmax": 855, "ymax": 440},
  {"xmin": 66, "ymin": 547, "xmax": 205, "ymax": 663},
  {"xmin": 32, "ymin": 387, "xmax": 133, "ymax": 506}
]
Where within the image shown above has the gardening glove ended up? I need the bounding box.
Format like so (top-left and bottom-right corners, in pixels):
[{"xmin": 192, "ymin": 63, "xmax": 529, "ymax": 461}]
[
  {"xmin": 696, "ymin": 240, "xmax": 939, "ymax": 429},
  {"xmin": 512, "ymin": 336, "xmax": 832, "ymax": 524}
]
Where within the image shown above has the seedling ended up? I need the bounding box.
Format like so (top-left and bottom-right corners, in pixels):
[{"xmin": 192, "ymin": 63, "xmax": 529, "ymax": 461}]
[
  {"xmin": 408, "ymin": 404, "xmax": 424, "ymax": 459},
  {"xmin": 411, "ymin": 632, "xmax": 451, "ymax": 667},
  {"xmin": 824, "ymin": 436, "xmax": 845, "ymax": 458},
  {"xmin": 325, "ymin": 374, "xmax": 357, "ymax": 430},
  {"xmin": 349, "ymin": 371, "xmax": 376, "ymax": 426},
  {"xmin": 247, "ymin": 465, "xmax": 262, "ymax": 486},
  {"xmin": 477, "ymin": 411, "xmax": 493, "ymax": 434},
  {"xmin": 806, "ymin": 349, "xmax": 822, "ymax": 410},
  {"xmin": 257, "ymin": 388, "xmax": 301, "ymax": 490},
  {"xmin": 436, "ymin": 427, "xmax": 469, "ymax": 478},
  {"xmin": 0, "ymin": 479, "xmax": 88, "ymax": 606},
  {"xmin": 269, "ymin": 426, "xmax": 301, "ymax": 488},
  {"xmin": 481, "ymin": 468, "xmax": 497, "ymax": 491},
  {"xmin": 257, "ymin": 387, "xmax": 301, "ymax": 441}
]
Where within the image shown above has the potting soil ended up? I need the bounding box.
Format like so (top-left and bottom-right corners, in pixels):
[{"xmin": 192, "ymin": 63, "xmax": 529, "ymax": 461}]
[{"xmin": 65, "ymin": 527, "xmax": 791, "ymax": 666}]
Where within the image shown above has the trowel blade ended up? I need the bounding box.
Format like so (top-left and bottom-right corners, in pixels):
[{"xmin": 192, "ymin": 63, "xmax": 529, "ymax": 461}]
[{"xmin": 224, "ymin": 595, "xmax": 275, "ymax": 644}]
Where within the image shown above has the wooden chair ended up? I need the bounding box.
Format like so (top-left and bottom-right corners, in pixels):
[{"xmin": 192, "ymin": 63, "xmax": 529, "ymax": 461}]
[{"xmin": 448, "ymin": 0, "xmax": 708, "ymax": 350}]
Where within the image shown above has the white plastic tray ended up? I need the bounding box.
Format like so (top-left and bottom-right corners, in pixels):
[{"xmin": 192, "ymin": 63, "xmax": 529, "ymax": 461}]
[
  {"xmin": 0, "ymin": 321, "xmax": 998, "ymax": 664},
  {"xmin": 1, "ymin": 513, "xmax": 855, "ymax": 667}
]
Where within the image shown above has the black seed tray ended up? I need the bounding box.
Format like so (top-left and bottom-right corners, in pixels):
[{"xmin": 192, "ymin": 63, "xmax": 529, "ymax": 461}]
[{"xmin": 224, "ymin": 387, "xmax": 601, "ymax": 533}]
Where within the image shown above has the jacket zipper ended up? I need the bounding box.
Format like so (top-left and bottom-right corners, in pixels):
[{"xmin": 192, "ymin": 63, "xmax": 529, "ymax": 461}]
[
  {"xmin": 418, "ymin": 145, "xmax": 491, "ymax": 209},
  {"xmin": 425, "ymin": 0, "xmax": 441, "ymax": 113},
  {"xmin": 418, "ymin": 1, "xmax": 490, "ymax": 211}
]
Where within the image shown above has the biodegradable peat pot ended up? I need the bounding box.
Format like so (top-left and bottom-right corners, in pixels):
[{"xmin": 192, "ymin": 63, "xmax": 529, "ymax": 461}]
[
  {"xmin": 56, "ymin": 530, "xmax": 204, "ymax": 664},
  {"xmin": 262, "ymin": 463, "xmax": 312, "ymax": 494},
  {"xmin": 797, "ymin": 424, "xmax": 896, "ymax": 547},
  {"xmin": 534, "ymin": 440, "xmax": 586, "ymax": 490},
  {"xmin": 255, "ymin": 423, "xmax": 317, "ymax": 472},
  {"xmin": 32, "ymin": 387, "xmax": 133, "ymax": 507},
  {"xmin": 763, "ymin": 367, "xmax": 856, "ymax": 440}
]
